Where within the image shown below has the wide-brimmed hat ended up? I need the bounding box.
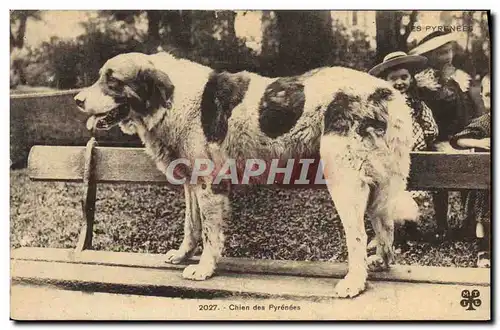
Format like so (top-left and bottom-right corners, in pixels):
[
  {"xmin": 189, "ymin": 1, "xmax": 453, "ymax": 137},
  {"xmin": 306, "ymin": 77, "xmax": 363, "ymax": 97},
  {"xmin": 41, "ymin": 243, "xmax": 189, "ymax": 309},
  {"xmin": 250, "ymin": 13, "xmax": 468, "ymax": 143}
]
[
  {"xmin": 368, "ymin": 51, "xmax": 428, "ymax": 77},
  {"xmin": 408, "ymin": 30, "xmax": 459, "ymax": 55}
]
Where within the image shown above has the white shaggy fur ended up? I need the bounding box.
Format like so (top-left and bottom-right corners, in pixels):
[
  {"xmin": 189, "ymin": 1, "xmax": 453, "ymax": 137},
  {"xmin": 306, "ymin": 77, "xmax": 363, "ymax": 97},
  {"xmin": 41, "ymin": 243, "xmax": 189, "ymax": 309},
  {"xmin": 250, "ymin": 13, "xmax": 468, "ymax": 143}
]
[{"xmin": 75, "ymin": 52, "xmax": 418, "ymax": 298}]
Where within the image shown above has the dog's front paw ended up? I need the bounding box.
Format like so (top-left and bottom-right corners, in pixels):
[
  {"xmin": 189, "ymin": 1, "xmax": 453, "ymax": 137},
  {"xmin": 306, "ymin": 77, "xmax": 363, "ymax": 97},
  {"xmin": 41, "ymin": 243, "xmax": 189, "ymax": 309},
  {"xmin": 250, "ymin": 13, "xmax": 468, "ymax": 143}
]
[
  {"xmin": 182, "ymin": 264, "xmax": 215, "ymax": 281},
  {"xmin": 477, "ymin": 252, "xmax": 490, "ymax": 268},
  {"xmin": 367, "ymin": 254, "xmax": 389, "ymax": 272},
  {"xmin": 334, "ymin": 274, "xmax": 367, "ymax": 298},
  {"xmin": 477, "ymin": 258, "xmax": 490, "ymax": 268},
  {"xmin": 165, "ymin": 249, "xmax": 189, "ymax": 264}
]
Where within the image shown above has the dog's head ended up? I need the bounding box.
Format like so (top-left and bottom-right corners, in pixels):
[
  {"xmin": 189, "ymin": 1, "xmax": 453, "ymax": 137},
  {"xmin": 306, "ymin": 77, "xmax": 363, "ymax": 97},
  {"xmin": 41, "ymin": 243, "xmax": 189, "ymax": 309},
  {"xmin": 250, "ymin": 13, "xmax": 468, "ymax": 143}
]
[{"xmin": 74, "ymin": 52, "xmax": 174, "ymax": 130}]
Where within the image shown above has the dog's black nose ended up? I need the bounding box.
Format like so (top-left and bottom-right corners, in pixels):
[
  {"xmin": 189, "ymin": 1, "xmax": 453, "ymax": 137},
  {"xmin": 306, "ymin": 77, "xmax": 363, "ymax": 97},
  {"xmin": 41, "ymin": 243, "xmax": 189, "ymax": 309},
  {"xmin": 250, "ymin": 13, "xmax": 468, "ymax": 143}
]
[{"xmin": 74, "ymin": 95, "xmax": 85, "ymax": 108}]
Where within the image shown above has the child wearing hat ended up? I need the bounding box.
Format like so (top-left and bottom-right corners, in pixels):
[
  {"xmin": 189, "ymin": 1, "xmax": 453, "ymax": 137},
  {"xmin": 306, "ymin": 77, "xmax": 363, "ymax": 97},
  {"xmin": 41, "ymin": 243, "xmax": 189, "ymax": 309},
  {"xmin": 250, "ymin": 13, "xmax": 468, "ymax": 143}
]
[
  {"xmin": 409, "ymin": 30, "xmax": 484, "ymax": 145},
  {"xmin": 368, "ymin": 51, "xmax": 439, "ymax": 248},
  {"xmin": 409, "ymin": 30, "xmax": 486, "ymax": 239},
  {"xmin": 449, "ymin": 74, "xmax": 491, "ymax": 268},
  {"xmin": 369, "ymin": 51, "xmax": 439, "ymax": 152}
]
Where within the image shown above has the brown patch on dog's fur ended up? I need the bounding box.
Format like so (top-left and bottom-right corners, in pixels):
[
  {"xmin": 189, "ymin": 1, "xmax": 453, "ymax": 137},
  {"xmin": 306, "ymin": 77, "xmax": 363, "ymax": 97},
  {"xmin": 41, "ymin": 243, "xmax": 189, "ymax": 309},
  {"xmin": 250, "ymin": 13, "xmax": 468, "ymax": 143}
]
[
  {"xmin": 201, "ymin": 71, "xmax": 251, "ymax": 143},
  {"xmin": 258, "ymin": 76, "xmax": 306, "ymax": 138},
  {"xmin": 324, "ymin": 92, "xmax": 361, "ymax": 135}
]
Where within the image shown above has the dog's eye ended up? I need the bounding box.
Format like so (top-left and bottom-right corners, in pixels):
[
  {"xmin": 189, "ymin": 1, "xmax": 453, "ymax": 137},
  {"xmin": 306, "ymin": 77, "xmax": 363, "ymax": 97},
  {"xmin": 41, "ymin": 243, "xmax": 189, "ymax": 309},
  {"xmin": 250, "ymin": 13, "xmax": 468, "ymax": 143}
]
[{"xmin": 107, "ymin": 77, "xmax": 124, "ymax": 92}]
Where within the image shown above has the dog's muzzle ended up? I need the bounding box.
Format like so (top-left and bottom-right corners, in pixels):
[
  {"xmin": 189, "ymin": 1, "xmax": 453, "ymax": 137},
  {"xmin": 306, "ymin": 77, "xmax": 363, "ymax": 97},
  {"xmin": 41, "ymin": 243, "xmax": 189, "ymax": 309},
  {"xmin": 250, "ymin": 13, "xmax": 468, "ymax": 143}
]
[{"xmin": 86, "ymin": 104, "xmax": 130, "ymax": 131}]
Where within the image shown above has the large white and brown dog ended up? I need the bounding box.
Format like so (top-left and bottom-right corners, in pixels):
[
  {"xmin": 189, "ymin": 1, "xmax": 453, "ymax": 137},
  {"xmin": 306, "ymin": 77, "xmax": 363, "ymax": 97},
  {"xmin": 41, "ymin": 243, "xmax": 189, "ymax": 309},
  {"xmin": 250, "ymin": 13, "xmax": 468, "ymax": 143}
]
[{"xmin": 75, "ymin": 52, "xmax": 418, "ymax": 298}]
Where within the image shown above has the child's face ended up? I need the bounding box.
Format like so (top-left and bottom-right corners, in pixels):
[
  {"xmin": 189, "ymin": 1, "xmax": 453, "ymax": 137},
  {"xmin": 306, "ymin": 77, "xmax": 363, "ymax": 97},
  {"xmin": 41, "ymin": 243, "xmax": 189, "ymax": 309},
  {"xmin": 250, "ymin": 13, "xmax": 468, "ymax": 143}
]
[
  {"xmin": 386, "ymin": 68, "xmax": 412, "ymax": 94},
  {"xmin": 482, "ymin": 77, "xmax": 491, "ymax": 112}
]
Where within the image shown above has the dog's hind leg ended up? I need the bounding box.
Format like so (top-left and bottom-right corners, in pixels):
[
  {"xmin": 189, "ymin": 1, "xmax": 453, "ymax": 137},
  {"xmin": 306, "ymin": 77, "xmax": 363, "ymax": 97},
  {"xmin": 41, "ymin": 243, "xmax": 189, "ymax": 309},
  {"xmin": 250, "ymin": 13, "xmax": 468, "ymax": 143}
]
[
  {"xmin": 165, "ymin": 184, "xmax": 202, "ymax": 264},
  {"xmin": 367, "ymin": 177, "xmax": 418, "ymax": 271},
  {"xmin": 182, "ymin": 182, "xmax": 230, "ymax": 281},
  {"xmin": 320, "ymin": 134, "xmax": 370, "ymax": 298},
  {"xmin": 365, "ymin": 182, "xmax": 396, "ymax": 272}
]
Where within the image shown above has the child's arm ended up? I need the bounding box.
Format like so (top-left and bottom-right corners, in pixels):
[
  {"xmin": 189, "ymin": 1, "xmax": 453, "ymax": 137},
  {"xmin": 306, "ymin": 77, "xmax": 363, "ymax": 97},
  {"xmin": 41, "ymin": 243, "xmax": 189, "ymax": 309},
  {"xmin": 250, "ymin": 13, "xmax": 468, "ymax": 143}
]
[
  {"xmin": 455, "ymin": 137, "xmax": 490, "ymax": 150},
  {"xmin": 419, "ymin": 102, "xmax": 439, "ymax": 144},
  {"xmin": 450, "ymin": 113, "xmax": 491, "ymax": 150}
]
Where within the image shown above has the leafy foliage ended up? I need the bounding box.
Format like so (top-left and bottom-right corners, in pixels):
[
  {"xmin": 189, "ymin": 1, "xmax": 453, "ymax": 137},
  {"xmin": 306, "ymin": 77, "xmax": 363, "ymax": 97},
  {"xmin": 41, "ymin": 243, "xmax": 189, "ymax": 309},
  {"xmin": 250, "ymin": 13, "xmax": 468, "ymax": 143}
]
[
  {"xmin": 331, "ymin": 23, "xmax": 376, "ymax": 71},
  {"xmin": 13, "ymin": 10, "xmax": 490, "ymax": 89},
  {"xmin": 23, "ymin": 15, "xmax": 146, "ymax": 88}
]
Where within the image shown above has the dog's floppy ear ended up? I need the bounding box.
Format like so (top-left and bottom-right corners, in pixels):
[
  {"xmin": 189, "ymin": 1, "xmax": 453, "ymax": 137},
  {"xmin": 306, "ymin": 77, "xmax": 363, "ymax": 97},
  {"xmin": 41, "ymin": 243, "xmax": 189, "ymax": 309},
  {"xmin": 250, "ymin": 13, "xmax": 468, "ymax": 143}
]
[{"xmin": 134, "ymin": 66, "xmax": 175, "ymax": 112}]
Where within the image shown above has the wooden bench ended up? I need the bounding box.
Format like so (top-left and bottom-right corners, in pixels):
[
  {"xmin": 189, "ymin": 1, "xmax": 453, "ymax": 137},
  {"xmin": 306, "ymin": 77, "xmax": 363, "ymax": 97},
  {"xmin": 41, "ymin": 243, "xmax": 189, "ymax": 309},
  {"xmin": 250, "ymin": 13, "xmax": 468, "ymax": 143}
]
[{"xmin": 11, "ymin": 140, "xmax": 491, "ymax": 314}]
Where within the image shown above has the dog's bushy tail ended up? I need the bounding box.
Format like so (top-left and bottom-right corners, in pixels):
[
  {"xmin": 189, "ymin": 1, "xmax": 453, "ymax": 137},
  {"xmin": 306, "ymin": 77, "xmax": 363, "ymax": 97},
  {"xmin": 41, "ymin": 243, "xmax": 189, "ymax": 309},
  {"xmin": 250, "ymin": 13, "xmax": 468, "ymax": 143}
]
[{"xmin": 391, "ymin": 191, "xmax": 420, "ymax": 223}]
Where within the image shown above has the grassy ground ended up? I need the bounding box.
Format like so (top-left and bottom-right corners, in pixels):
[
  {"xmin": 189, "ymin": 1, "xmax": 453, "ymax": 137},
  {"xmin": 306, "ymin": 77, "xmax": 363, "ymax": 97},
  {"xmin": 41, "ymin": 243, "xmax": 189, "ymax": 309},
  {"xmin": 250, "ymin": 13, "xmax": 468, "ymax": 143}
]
[{"xmin": 10, "ymin": 169, "xmax": 479, "ymax": 267}]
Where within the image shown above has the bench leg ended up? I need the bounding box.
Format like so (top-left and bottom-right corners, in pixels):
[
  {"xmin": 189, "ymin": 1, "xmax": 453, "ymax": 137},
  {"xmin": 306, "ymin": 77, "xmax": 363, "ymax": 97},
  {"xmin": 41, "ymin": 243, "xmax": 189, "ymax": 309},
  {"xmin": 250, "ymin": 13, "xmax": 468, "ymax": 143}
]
[
  {"xmin": 75, "ymin": 195, "xmax": 96, "ymax": 252},
  {"xmin": 76, "ymin": 226, "xmax": 93, "ymax": 252},
  {"xmin": 432, "ymin": 191, "xmax": 449, "ymax": 238}
]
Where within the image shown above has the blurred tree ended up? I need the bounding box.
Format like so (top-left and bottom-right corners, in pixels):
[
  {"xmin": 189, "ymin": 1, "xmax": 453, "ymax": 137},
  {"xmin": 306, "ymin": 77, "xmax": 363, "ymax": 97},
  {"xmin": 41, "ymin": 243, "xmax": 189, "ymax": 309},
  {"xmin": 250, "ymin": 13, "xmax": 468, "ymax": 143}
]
[
  {"xmin": 375, "ymin": 11, "xmax": 418, "ymax": 62},
  {"xmin": 275, "ymin": 11, "xmax": 334, "ymax": 75},
  {"xmin": 260, "ymin": 11, "xmax": 280, "ymax": 75},
  {"xmin": 464, "ymin": 11, "xmax": 490, "ymax": 78},
  {"xmin": 442, "ymin": 11, "xmax": 490, "ymax": 79},
  {"xmin": 10, "ymin": 10, "xmax": 42, "ymax": 87},
  {"xmin": 10, "ymin": 10, "xmax": 42, "ymax": 50},
  {"xmin": 162, "ymin": 11, "xmax": 193, "ymax": 49},
  {"xmin": 100, "ymin": 10, "xmax": 163, "ymax": 53},
  {"xmin": 260, "ymin": 11, "xmax": 375, "ymax": 75},
  {"xmin": 261, "ymin": 11, "xmax": 279, "ymax": 58},
  {"xmin": 77, "ymin": 17, "xmax": 145, "ymax": 85},
  {"xmin": 185, "ymin": 10, "xmax": 258, "ymax": 72},
  {"xmin": 101, "ymin": 10, "xmax": 195, "ymax": 53},
  {"xmin": 146, "ymin": 11, "xmax": 161, "ymax": 52},
  {"xmin": 478, "ymin": 11, "xmax": 491, "ymax": 74},
  {"xmin": 48, "ymin": 38, "xmax": 81, "ymax": 89},
  {"xmin": 330, "ymin": 20, "xmax": 376, "ymax": 71}
]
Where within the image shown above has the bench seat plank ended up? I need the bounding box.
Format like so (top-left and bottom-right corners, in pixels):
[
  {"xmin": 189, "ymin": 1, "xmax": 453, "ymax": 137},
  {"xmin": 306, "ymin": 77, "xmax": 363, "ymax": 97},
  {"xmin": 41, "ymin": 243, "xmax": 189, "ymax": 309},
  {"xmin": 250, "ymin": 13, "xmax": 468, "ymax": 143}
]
[{"xmin": 11, "ymin": 247, "xmax": 490, "ymax": 286}]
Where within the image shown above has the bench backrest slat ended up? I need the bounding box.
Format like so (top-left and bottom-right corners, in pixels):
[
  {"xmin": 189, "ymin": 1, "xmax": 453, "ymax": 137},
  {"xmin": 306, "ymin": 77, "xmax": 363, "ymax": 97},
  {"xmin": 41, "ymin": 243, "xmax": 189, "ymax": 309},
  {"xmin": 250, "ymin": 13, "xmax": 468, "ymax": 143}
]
[
  {"xmin": 27, "ymin": 146, "xmax": 490, "ymax": 189},
  {"xmin": 28, "ymin": 146, "xmax": 165, "ymax": 184},
  {"xmin": 408, "ymin": 152, "xmax": 490, "ymax": 190},
  {"xmin": 28, "ymin": 146, "xmax": 86, "ymax": 182}
]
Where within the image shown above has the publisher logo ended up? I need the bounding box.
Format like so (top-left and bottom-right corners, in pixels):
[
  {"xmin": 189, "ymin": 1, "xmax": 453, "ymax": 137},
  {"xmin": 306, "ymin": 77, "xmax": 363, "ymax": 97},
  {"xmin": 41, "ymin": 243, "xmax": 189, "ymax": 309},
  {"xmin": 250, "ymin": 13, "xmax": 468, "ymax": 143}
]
[{"xmin": 460, "ymin": 289, "xmax": 481, "ymax": 311}]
